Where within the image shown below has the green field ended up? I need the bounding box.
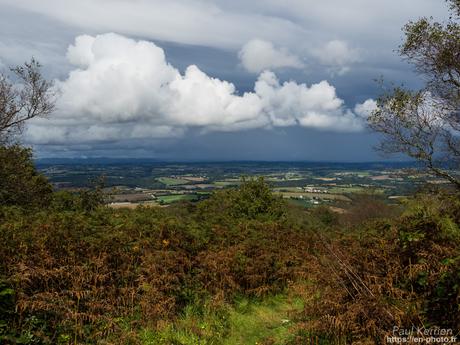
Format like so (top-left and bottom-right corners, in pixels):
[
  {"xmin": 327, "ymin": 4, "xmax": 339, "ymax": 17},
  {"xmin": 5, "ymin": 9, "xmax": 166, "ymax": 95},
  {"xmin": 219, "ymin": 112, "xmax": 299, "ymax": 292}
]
[
  {"xmin": 287, "ymin": 198, "xmax": 314, "ymax": 208},
  {"xmin": 158, "ymin": 177, "xmax": 190, "ymax": 186},
  {"xmin": 334, "ymin": 171, "xmax": 372, "ymax": 176},
  {"xmin": 213, "ymin": 180, "xmax": 241, "ymax": 186},
  {"xmin": 275, "ymin": 191, "xmax": 351, "ymax": 201},
  {"xmin": 157, "ymin": 194, "xmax": 199, "ymax": 204},
  {"xmin": 273, "ymin": 187, "xmax": 304, "ymax": 192},
  {"xmin": 328, "ymin": 186, "xmax": 386, "ymax": 194}
]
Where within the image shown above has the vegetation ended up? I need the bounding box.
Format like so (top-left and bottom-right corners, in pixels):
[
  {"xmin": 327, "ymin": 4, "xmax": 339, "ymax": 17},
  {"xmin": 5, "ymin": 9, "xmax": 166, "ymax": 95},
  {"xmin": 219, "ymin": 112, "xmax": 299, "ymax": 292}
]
[
  {"xmin": 0, "ymin": 151, "xmax": 458, "ymax": 343},
  {"xmin": 158, "ymin": 177, "xmax": 190, "ymax": 186},
  {"xmin": 0, "ymin": 145, "xmax": 52, "ymax": 208},
  {"xmin": 157, "ymin": 194, "xmax": 199, "ymax": 204},
  {"xmin": 369, "ymin": 0, "xmax": 460, "ymax": 188}
]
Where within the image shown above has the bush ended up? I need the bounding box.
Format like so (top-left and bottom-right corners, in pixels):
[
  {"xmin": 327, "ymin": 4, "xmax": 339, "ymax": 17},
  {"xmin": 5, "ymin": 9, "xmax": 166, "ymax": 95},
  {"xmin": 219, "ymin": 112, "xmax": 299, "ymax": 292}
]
[
  {"xmin": 51, "ymin": 178, "xmax": 106, "ymax": 213},
  {"xmin": 0, "ymin": 180, "xmax": 313, "ymax": 344},
  {"xmin": 197, "ymin": 177, "xmax": 287, "ymax": 223},
  {"xmin": 297, "ymin": 192, "xmax": 460, "ymax": 342},
  {"xmin": 1, "ymin": 166, "xmax": 458, "ymax": 343}
]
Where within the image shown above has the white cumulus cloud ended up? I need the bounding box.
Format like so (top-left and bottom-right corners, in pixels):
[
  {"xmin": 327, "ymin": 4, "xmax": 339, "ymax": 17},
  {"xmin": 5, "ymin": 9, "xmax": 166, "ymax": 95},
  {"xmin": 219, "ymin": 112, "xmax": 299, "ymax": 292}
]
[
  {"xmin": 26, "ymin": 33, "xmax": 371, "ymax": 145},
  {"xmin": 313, "ymin": 40, "xmax": 361, "ymax": 75},
  {"xmin": 354, "ymin": 99, "xmax": 377, "ymax": 118},
  {"xmin": 238, "ymin": 39, "xmax": 305, "ymax": 73}
]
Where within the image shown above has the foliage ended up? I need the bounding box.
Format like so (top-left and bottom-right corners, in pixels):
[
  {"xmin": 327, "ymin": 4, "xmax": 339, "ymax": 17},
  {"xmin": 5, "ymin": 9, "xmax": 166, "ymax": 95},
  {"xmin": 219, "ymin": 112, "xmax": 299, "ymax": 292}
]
[
  {"xmin": 0, "ymin": 173, "xmax": 458, "ymax": 343},
  {"xmin": 0, "ymin": 179, "xmax": 314, "ymax": 344},
  {"xmin": 50, "ymin": 178, "xmax": 107, "ymax": 213},
  {"xmin": 401, "ymin": 0, "xmax": 460, "ymax": 108},
  {"xmin": 296, "ymin": 192, "xmax": 460, "ymax": 342},
  {"xmin": 76, "ymin": 177, "xmax": 107, "ymax": 212},
  {"xmin": 368, "ymin": 0, "xmax": 460, "ymax": 188},
  {"xmin": 308, "ymin": 206, "xmax": 339, "ymax": 226},
  {"xmin": 0, "ymin": 145, "xmax": 53, "ymax": 208},
  {"xmin": 198, "ymin": 177, "xmax": 287, "ymax": 223},
  {"xmin": 0, "ymin": 279, "xmax": 16, "ymax": 343}
]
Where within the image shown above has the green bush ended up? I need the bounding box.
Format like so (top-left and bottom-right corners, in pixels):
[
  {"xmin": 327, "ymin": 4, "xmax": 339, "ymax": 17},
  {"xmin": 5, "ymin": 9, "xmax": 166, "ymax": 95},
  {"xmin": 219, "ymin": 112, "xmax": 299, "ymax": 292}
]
[{"xmin": 197, "ymin": 177, "xmax": 287, "ymax": 224}]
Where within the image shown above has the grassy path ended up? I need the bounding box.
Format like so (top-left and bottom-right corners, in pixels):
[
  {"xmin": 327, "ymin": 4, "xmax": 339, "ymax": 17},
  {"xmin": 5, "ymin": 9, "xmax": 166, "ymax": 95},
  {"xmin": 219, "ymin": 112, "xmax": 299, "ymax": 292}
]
[{"xmin": 140, "ymin": 294, "xmax": 304, "ymax": 345}]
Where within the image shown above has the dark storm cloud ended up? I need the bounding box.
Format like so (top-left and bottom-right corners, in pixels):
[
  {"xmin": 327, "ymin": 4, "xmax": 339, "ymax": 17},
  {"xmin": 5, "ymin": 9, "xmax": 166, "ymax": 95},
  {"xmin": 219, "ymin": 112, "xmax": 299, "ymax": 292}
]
[{"xmin": 33, "ymin": 127, "xmax": 382, "ymax": 162}]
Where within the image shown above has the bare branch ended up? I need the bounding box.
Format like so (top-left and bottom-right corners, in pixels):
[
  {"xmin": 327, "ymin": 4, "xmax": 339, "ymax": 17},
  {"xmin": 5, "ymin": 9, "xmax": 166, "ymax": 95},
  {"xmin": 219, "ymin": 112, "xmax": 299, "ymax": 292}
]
[{"xmin": 0, "ymin": 58, "xmax": 55, "ymax": 144}]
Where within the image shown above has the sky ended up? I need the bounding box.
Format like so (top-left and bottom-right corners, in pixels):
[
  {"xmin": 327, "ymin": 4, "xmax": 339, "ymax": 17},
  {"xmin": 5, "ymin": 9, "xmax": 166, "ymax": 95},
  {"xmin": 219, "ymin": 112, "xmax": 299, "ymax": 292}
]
[{"xmin": 0, "ymin": 0, "xmax": 449, "ymax": 161}]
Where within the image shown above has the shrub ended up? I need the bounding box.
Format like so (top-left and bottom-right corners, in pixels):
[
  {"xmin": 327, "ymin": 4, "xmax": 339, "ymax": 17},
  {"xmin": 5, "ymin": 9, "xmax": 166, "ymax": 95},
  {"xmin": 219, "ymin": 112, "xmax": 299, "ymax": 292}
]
[
  {"xmin": 197, "ymin": 177, "xmax": 287, "ymax": 223},
  {"xmin": 297, "ymin": 192, "xmax": 460, "ymax": 342},
  {"xmin": 0, "ymin": 181, "xmax": 313, "ymax": 343}
]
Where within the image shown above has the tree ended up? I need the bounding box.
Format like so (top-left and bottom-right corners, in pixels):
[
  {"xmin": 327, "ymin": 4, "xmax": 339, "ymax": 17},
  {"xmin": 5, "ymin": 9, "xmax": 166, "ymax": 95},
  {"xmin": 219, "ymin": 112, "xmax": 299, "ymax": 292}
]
[
  {"xmin": 0, "ymin": 145, "xmax": 53, "ymax": 207},
  {"xmin": 0, "ymin": 58, "xmax": 55, "ymax": 207},
  {"xmin": 0, "ymin": 58, "xmax": 55, "ymax": 144},
  {"xmin": 368, "ymin": 0, "xmax": 460, "ymax": 189},
  {"xmin": 199, "ymin": 177, "xmax": 287, "ymax": 221}
]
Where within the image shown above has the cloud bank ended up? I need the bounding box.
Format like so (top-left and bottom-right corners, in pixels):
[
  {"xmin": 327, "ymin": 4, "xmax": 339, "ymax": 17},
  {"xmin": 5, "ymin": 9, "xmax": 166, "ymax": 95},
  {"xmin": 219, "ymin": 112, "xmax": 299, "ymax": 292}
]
[
  {"xmin": 26, "ymin": 33, "xmax": 373, "ymax": 145},
  {"xmin": 0, "ymin": 0, "xmax": 308, "ymax": 50}
]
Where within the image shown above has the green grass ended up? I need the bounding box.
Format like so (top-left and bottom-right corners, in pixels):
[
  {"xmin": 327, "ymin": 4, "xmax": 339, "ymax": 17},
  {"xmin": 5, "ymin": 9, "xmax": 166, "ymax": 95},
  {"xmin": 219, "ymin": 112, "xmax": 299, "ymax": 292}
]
[
  {"xmin": 334, "ymin": 171, "xmax": 372, "ymax": 176},
  {"xmin": 158, "ymin": 177, "xmax": 190, "ymax": 186},
  {"xmin": 157, "ymin": 194, "xmax": 199, "ymax": 204},
  {"xmin": 275, "ymin": 191, "xmax": 351, "ymax": 202},
  {"xmin": 213, "ymin": 181, "xmax": 241, "ymax": 186},
  {"xmin": 223, "ymin": 295, "xmax": 303, "ymax": 345},
  {"xmin": 272, "ymin": 187, "xmax": 304, "ymax": 192},
  {"xmin": 140, "ymin": 294, "xmax": 304, "ymax": 345},
  {"xmin": 287, "ymin": 198, "xmax": 314, "ymax": 208},
  {"xmin": 328, "ymin": 186, "xmax": 385, "ymax": 194},
  {"xmin": 196, "ymin": 191, "xmax": 212, "ymax": 195}
]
